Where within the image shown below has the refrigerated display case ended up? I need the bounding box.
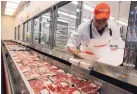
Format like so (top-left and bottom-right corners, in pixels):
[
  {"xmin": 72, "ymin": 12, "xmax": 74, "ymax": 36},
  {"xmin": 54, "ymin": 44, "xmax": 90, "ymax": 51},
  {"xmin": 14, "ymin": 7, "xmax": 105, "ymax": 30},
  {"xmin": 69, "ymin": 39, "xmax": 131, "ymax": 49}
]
[
  {"xmin": 33, "ymin": 17, "xmax": 40, "ymax": 44},
  {"xmin": 24, "ymin": 22, "xmax": 28, "ymax": 42},
  {"xmin": 14, "ymin": 27, "xmax": 16, "ymax": 40},
  {"xmin": 123, "ymin": 1, "xmax": 137, "ymax": 68},
  {"xmin": 2, "ymin": 40, "xmax": 136, "ymax": 94},
  {"xmin": 18, "ymin": 25, "xmax": 20, "ymax": 40},
  {"xmin": 54, "ymin": 1, "xmax": 78, "ymax": 50},
  {"xmin": 40, "ymin": 12, "xmax": 50, "ymax": 45},
  {"xmin": 16, "ymin": 27, "xmax": 18, "ymax": 41}
]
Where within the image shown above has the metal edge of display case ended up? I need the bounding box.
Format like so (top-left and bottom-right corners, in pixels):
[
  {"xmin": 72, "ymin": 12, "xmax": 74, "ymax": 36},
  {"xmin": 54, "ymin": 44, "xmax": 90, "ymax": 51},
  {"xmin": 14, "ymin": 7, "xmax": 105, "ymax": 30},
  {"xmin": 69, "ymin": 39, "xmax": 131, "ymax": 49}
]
[
  {"xmin": 2, "ymin": 42, "xmax": 35, "ymax": 94},
  {"xmin": 2, "ymin": 46, "xmax": 13, "ymax": 94},
  {"xmin": 13, "ymin": 40, "xmax": 137, "ymax": 93}
]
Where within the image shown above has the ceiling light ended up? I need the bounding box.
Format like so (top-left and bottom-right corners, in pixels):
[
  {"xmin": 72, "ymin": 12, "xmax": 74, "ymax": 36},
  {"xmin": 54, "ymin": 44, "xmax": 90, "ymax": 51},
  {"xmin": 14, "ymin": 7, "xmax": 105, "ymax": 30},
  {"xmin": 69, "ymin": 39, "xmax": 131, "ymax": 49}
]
[
  {"xmin": 57, "ymin": 19, "xmax": 68, "ymax": 23},
  {"xmin": 58, "ymin": 11, "xmax": 76, "ymax": 19},
  {"xmin": 6, "ymin": 2, "xmax": 19, "ymax": 9},
  {"xmin": 4, "ymin": 11, "xmax": 14, "ymax": 16},
  {"xmin": 71, "ymin": 1, "xmax": 77, "ymax": 5},
  {"xmin": 116, "ymin": 20, "xmax": 128, "ymax": 26},
  {"xmin": 9, "ymin": 1, "xmax": 21, "ymax": 4},
  {"xmin": 5, "ymin": 8, "xmax": 16, "ymax": 13},
  {"xmin": 42, "ymin": 16, "xmax": 50, "ymax": 19},
  {"xmin": 83, "ymin": 19, "xmax": 89, "ymax": 22},
  {"xmin": 84, "ymin": 4, "xmax": 94, "ymax": 12},
  {"xmin": 110, "ymin": 16, "xmax": 114, "ymax": 20}
]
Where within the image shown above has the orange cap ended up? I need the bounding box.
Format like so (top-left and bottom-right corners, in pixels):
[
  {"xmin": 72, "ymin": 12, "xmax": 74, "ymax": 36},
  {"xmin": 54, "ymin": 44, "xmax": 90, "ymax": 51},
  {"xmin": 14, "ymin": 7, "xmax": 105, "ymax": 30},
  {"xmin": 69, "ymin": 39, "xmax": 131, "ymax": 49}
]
[{"xmin": 94, "ymin": 3, "xmax": 110, "ymax": 19}]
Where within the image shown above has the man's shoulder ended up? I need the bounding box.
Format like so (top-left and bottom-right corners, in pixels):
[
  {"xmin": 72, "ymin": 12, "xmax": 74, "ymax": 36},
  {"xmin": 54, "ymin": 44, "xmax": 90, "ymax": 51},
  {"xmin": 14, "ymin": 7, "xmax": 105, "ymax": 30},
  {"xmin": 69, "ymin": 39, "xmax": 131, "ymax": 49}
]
[
  {"xmin": 78, "ymin": 20, "xmax": 91, "ymax": 30},
  {"xmin": 107, "ymin": 20, "xmax": 118, "ymax": 28}
]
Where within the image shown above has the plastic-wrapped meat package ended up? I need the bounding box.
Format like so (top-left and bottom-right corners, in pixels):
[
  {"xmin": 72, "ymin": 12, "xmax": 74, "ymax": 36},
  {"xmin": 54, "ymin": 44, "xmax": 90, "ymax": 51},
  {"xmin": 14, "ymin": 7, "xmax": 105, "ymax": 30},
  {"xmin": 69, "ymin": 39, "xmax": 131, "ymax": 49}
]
[
  {"xmin": 50, "ymin": 66, "xmax": 65, "ymax": 74},
  {"xmin": 24, "ymin": 70, "xmax": 39, "ymax": 81},
  {"xmin": 47, "ymin": 81, "xmax": 70, "ymax": 94},
  {"xmin": 49, "ymin": 74, "xmax": 69, "ymax": 83},
  {"xmin": 33, "ymin": 67, "xmax": 50, "ymax": 75},
  {"xmin": 74, "ymin": 81, "xmax": 91, "ymax": 88},
  {"xmin": 66, "ymin": 73, "xmax": 85, "ymax": 85},
  {"xmin": 65, "ymin": 87, "xmax": 81, "ymax": 94},
  {"xmin": 44, "ymin": 63, "xmax": 52, "ymax": 69},
  {"xmin": 13, "ymin": 57, "xmax": 22, "ymax": 63},
  {"xmin": 29, "ymin": 80, "xmax": 50, "ymax": 94},
  {"xmin": 19, "ymin": 66, "xmax": 31, "ymax": 73},
  {"xmin": 75, "ymin": 81, "xmax": 100, "ymax": 94}
]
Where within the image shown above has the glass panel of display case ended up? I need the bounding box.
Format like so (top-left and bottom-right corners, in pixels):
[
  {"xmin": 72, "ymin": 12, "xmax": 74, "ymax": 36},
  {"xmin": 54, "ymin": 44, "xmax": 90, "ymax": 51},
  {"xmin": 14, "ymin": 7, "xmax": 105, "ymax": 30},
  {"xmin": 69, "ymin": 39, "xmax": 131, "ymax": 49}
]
[
  {"xmin": 24, "ymin": 22, "xmax": 27, "ymax": 42},
  {"xmin": 33, "ymin": 17, "xmax": 40, "ymax": 44},
  {"xmin": 16, "ymin": 27, "xmax": 18, "ymax": 40},
  {"xmin": 26, "ymin": 20, "xmax": 32, "ymax": 43},
  {"xmin": 55, "ymin": 1, "xmax": 77, "ymax": 50},
  {"xmin": 14, "ymin": 27, "xmax": 16, "ymax": 40},
  {"xmin": 124, "ymin": 1, "xmax": 137, "ymax": 68},
  {"xmin": 40, "ymin": 12, "xmax": 50, "ymax": 45},
  {"xmin": 18, "ymin": 25, "xmax": 20, "ymax": 40},
  {"xmin": 20, "ymin": 24, "xmax": 23, "ymax": 41}
]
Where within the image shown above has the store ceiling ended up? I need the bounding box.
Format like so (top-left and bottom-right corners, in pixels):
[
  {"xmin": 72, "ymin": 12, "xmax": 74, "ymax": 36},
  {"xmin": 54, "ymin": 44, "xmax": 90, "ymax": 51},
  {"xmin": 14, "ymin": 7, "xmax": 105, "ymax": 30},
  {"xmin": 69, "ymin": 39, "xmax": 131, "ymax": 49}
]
[{"xmin": 1, "ymin": 1, "xmax": 26, "ymax": 16}]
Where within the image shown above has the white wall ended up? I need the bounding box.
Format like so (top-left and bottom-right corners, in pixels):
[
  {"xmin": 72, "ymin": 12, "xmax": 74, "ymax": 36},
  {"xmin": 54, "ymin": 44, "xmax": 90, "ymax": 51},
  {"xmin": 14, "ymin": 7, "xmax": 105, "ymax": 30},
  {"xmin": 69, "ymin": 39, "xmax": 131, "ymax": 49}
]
[
  {"xmin": 2, "ymin": 1, "xmax": 59, "ymax": 40},
  {"xmin": 1, "ymin": 15, "xmax": 15, "ymax": 40},
  {"xmin": 15, "ymin": 1, "xmax": 59, "ymax": 26}
]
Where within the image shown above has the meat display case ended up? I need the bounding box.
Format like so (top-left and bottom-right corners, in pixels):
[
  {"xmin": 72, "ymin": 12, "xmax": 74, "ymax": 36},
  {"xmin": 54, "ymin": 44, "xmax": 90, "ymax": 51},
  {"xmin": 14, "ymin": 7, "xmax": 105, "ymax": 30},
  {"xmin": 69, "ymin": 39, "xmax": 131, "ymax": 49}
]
[{"xmin": 2, "ymin": 40, "xmax": 136, "ymax": 94}]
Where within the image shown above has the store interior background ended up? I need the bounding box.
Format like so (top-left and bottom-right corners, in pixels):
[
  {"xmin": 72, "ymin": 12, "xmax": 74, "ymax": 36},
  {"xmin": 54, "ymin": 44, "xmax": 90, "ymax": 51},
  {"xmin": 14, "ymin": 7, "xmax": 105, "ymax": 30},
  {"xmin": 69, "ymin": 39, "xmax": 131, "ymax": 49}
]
[{"xmin": 1, "ymin": 1, "xmax": 130, "ymax": 41}]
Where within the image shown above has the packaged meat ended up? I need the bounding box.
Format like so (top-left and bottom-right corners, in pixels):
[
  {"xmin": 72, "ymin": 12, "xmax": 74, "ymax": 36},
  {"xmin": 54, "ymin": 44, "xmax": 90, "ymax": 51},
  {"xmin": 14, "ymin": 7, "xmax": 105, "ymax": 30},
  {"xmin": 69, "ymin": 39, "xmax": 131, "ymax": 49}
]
[
  {"xmin": 19, "ymin": 66, "xmax": 31, "ymax": 73},
  {"xmin": 75, "ymin": 81, "xmax": 100, "ymax": 94},
  {"xmin": 24, "ymin": 71, "xmax": 39, "ymax": 81},
  {"xmin": 47, "ymin": 81, "xmax": 69, "ymax": 93},
  {"xmin": 66, "ymin": 73, "xmax": 85, "ymax": 85},
  {"xmin": 74, "ymin": 81, "xmax": 92, "ymax": 88},
  {"xmin": 40, "ymin": 89, "xmax": 50, "ymax": 94},
  {"xmin": 65, "ymin": 87, "xmax": 80, "ymax": 94},
  {"xmin": 49, "ymin": 74, "xmax": 68, "ymax": 82}
]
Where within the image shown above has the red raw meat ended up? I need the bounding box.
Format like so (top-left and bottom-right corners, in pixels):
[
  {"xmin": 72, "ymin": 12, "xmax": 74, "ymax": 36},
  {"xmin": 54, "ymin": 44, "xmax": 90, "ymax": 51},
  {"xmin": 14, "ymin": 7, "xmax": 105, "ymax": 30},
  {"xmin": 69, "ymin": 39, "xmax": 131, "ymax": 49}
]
[
  {"xmin": 75, "ymin": 81, "xmax": 91, "ymax": 88},
  {"xmin": 49, "ymin": 74, "xmax": 68, "ymax": 82},
  {"xmin": 68, "ymin": 76, "xmax": 82, "ymax": 84},
  {"xmin": 65, "ymin": 87, "xmax": 80, "ymax": 94},
  {"xmin": 24, "ymin": 71, "xmax": 39, "ymax": 81}
]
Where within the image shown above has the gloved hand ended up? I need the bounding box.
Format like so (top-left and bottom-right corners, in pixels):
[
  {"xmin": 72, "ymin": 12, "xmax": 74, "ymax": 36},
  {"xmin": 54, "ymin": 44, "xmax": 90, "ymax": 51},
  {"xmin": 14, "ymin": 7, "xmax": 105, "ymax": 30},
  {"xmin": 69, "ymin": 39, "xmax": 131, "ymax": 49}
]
[{"xmin": 67, "ymin": 47, "xmax": 83, "ymax": 59}]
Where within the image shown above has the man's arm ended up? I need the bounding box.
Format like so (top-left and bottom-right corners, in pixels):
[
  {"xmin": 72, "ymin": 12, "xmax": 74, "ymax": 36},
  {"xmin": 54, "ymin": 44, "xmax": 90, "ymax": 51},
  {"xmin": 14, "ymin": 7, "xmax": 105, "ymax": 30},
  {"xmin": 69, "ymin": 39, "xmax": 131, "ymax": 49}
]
[{"xmin": 66, "ymin": 28, "xmax": 82, "ymax": 57}]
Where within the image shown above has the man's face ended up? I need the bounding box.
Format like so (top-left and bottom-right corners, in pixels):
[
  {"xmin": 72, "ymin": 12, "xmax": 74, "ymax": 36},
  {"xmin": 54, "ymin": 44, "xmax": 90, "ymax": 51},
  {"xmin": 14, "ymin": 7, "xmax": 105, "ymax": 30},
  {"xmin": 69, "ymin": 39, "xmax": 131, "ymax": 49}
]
[{"xmin": 93, "ymin": 17, "xmax": 107, "ymax": 30}]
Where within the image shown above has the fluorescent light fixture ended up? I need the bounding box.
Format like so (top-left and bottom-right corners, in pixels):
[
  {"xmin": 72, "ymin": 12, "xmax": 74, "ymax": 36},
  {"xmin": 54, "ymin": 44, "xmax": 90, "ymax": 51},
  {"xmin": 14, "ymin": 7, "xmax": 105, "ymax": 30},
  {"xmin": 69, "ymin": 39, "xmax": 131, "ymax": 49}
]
[
  {"xmin": 4, "ymin": 11, "xmax": 14, "ymax": 16},
  {"xmin": 84, "ymin": 4, "xmax": 94, "ymax": 12},
  {"xmin": 42, "ymin": 16, "xmax": 50, "ymax": 19},
  {"xmin": 5, "ymin": 8, "xmax": 15, "ymax": 13},
  {"xmin": 71, "ymin": 1, "xmax": 77, "ymax": 5},
  {"xmin": 110, "ymin": 16, "xmax": 114, "ymax": 20},
  {"xmin": 58, "ymin": 11, "xmax": 76, "ymax": 19},
  {"xmin": 83, "ymin": 19, "xmax": 89, "ymax": 22},
  {"xmin": 116, "ymin": 20, "xmax": 128, "ymax": 26},
  {"xmin": 10, "ymin": 1, "xmax": 21, "ymax": 4},
  {"xmin": 57, "ymin": 19, "xmax": 68, "ymax": 23},
  {"xmin": 6, "ymin": 2, "xmax": 19, "ymax": 9}
]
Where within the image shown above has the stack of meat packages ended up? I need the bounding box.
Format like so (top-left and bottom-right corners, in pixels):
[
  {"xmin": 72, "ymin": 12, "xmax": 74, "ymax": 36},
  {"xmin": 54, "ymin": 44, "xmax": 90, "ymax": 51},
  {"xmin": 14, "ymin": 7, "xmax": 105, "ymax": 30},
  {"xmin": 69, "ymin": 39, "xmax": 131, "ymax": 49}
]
[{"xmin": 7, "ymin": 42, "xmax": 100, "ymax": 94}]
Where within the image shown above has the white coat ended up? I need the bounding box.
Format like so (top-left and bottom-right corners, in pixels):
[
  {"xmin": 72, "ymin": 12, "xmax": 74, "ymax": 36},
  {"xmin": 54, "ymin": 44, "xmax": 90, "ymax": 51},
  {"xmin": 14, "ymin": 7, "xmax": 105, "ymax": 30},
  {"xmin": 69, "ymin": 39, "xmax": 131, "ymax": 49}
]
[{"xmin": 66, "ymin": 19, "xmax": 122, "ymax": 49}]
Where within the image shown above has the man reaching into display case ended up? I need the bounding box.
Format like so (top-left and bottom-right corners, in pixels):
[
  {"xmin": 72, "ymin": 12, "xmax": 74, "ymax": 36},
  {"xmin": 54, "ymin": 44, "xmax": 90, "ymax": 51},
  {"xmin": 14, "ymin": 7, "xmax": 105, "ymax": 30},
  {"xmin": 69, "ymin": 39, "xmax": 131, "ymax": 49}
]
[{"xmin": 66, "ymin": 2, "xmax": 123, "ymax": 59}]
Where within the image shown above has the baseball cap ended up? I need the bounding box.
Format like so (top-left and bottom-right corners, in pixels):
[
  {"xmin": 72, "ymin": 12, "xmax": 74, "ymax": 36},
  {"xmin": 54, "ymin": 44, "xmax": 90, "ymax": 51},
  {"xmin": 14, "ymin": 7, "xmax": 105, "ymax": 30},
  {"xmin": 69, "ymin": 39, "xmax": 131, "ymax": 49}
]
[{"xmin": 94, "ymin": 2, "xmax": 110, "ymax": 19}]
